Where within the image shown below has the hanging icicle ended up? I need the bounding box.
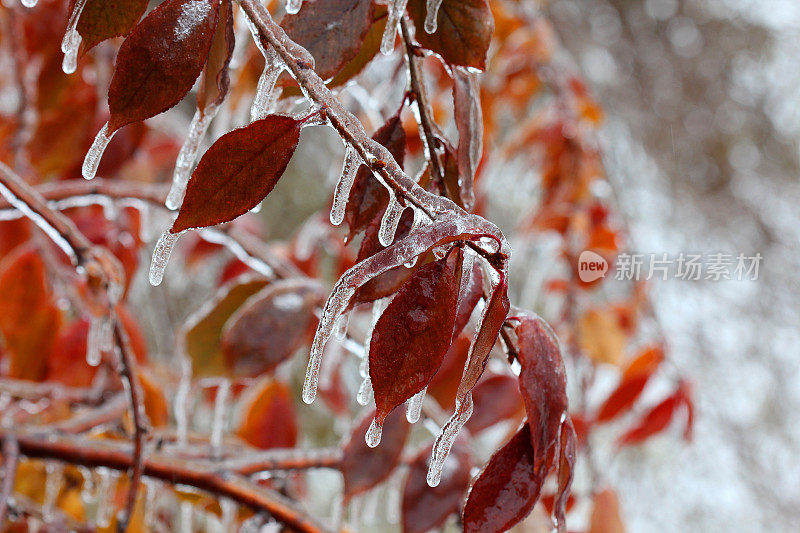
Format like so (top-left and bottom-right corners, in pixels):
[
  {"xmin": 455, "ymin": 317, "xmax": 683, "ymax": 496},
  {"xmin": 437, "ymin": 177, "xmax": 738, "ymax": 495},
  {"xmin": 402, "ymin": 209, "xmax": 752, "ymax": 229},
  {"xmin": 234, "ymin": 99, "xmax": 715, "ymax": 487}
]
[
  {"xmin": 424, "ymin": 0, "xmax": 444, "ymax": 33},
  {"xmin": 406, "ymin": 386, "xmax": 426, "ymax": 423},
  {"xmin": 378, "ymin": 194, "xmax": 405, "ymax": 246},
  {"xmin": 365, "ymin": 417, "xmax": 383, "ymax": 448},
  {"xmin": 166, "ymin": 105, "xmax": 220, "ymax": 210},
  {"xmin": 82, "ymin": 123, "xmax": 114, "ymax": 181},
  {"xmin": 427, "ymin": 393, "xmax": 473, "ymax": 486},
  {"xmin": 285, "ymin": 0, "xmax": 303, "ymax": 15},
  {"xmin": 149, "ymin": 230, "xmax": 182, "ymax": 286},
  {"xmin": 330, "ymin": 146, "xmax": 362, "ymax": 226},
  {"xmin": 60, "ymin": 0, "xmax": 88, "ymax": 74},
  {"xmin": 20, "ymin": 0, "xmax": 39, "ymax": 7},
  {"xmin": 380, "ymin": 0, "xmax": 409, "ymax": 55},
  {"xmin": 211, "ymin": 379, "xmax": 230, "ymax": 454},
  {"xmin": 250, "ymin": 48, "xmax": 285, "ymax": 122}
]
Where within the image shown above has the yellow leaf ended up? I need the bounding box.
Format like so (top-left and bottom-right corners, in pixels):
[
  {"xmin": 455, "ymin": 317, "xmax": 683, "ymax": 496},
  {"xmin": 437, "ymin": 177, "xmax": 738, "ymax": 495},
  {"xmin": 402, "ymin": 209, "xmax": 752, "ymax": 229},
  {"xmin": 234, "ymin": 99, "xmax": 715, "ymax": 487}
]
[{"xmin": 579, "ymin": 309, "xmax": 626, "ymax": 365}]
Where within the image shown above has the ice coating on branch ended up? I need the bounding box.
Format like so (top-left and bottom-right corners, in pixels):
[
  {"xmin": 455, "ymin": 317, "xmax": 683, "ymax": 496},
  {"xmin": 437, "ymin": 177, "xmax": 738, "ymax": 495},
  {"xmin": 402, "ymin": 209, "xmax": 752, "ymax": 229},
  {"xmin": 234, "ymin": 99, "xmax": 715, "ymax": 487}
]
[
  {"xmin": 21, "ymin": 0, "xmax": 38, "ymax": 7},
  {"xmin": 244, "ymin": 8, "xmax": 314, "ymax": 70},
  {"xmin": 330, "ymin": 146, "xmax": 362, "ymax": 226},
  {"xmin": 82, "ymin": 123, "xmax": 114, "ymax": 180},
  {"xmin": 198, "ymin": 229, "xmax": 275, "ymax": 278},
  {"xmin": 424, "ymin": 0, "xmax": 444, "ymax": 33},
  {"xmin": 378, "ymin": 194, "xmax": 404, "ymax": 246},
  {"xmin": 251, "ymin": 48, "xmax": 285, "ymax": 122},
  {"xmin": 60, "ymin": 0, "xmax": 88, "ymax": 74},
  {"xmin": 86, "ymin": 315, "xmax": 112, "ymax": 367},
  {"xmin": 302, "ymin": 213, "xmax": 498, "ymax": 403},
  {"xmin": 211, "ymin": 379, "xmax": 230, "ymax": 453},
  {"xmin": 365, "ymin": 417, "xmax": 383, "ymax": 448},
  {"xmin": 427, "ymin": 393, "xmax": 473, "ymax": 487},
  {"xmin": 285, "ymin": 0, "xmax": 303, "ymax": 15},
  {"xmin": 0, "ymin": 166, "xmax": 77, "ymax": 263},
  {"xmin": 381, "ymin": 0, "xmax": 409, "ymax": 55},
  {"xmin": 149, "ymin": 230, "xmax": 181, "ymax": 286},
  {"xmin": 166, "ymin": 105, "xmax": 220, "ymax": 210},
  {"xmin": 333, "ymin": 309, "xmax": 351, "ymax": 340},
  {"xmin": 406, "ymin": 386, "xmax": 426, "ymax": 423},
  {"xmin": 453, "ymin": 67, "xmax": 483, "ymax": 210}
]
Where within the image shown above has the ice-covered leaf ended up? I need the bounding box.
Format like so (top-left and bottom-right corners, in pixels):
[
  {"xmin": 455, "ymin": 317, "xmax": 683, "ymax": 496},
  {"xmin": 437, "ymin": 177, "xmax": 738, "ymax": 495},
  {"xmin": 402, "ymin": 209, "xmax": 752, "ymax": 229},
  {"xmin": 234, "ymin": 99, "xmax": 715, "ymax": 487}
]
[
  {"xmin": 237, "ymin": 379, "xmax": 298, "ymax": 449},
  {"xmin": 462, "ymin": 424, "xmax": 542, "ymax": 532},
  {"xmin": 553, "ymin": 419, "xmax": 577, "ymax": 532},
  {"xmin": 221, "ymin": 280, "xmax": 324, "ymax": 377},
  {"xmin": 341, "ymin": 408, "xmax": 409, "ymax": 497},
  {"xmin": 72, "ymin": 0, "xmax": 149, "ymax": 52},
  {"xmin": 197, "ymin": 0, "xmax": 234, "ymax": 111},
  {"xmin": 326, "ymin": 5, "xmax": 388, "ymax": 87},
  {"xmin": 344, "ymin": 113, "xmax": 406, "ymax": 240},
  {"xmin": 107, "ymin": 0, "xmax": 221, "ymax": 132},
  {"xmin": 0, "ymin": 247, "xmax": 62, "ymax": 381},
  {"xmin": 402, "ymin": 439, "xmax": 472, "ymax": 533},
  {"xmin": 408, "ymin": 0, "xmax": 493, "ymax": 70},
  {"xmin": 466, "ymin": 374, "xmax": 524, "ymax": 433},
  {"xmin": 369, "ymin": 249, "xmax": 462, "ymax": 424},
  {"xmin": 453, "ymin": 260, "xmax": 482, "ymax": 337},
  {"xmin": 184, "ymin": 277, "xmax": 269, "ymax": 377},
  {"xmin": 427, "ymin": 334, "xmax": 470, "ymax": 409},
  {"xmin": 172, "ymin": 115, "xmax": 302, "ymax": 232},
  {"xmin": 282, "ymin": 0, "xmax": 375, "ymax": 81}
]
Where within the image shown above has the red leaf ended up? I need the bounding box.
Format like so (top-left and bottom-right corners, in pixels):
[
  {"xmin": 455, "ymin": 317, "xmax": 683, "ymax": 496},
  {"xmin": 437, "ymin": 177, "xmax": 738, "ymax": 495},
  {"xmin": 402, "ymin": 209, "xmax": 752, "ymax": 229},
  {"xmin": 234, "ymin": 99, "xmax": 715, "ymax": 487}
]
[
  {"xmin": 588, "ymin": 487, "xmax": 626, "ymax": 533},
  {"xmin": 462, "ymin": 424, "xmax": 541, "ymax": 532},
  {"xmin": 282, "ymin": 0, "xmax": 375, "ymax": 81},
  {"xmin": 622, "ymin": 345, "xmax": 664, "ymax": 380},
  {"xmin": 341, "ymin": 408, "xmax": 410, "ymax": 497},
  {"xmin": 407, "ymin": 0, "xmax": 494, "ymax": 70},
  {"xmin": 172, "ymin": 115, "xmax": 302, "ymax": 232},
  {"xmin": 402, "ymin": 438, "xmax": 472, "ymax": 533},
  {"xmin": 107, "ymin": 0, "xmax": 221, "ymax": 132},
  {"xmin": 452, "ymin": 260, "xmax": 483, "ymax": 337},
  {"xmin": 369, "ymin": 249, "xmax": 462, "ymax": 424},
  {"xmin": 221, "ymin": 280, "xmax": 324, "ymax": 377},
  {"xmin": 237, "ymin": 379, "xmax": 298, "ymax": 449},
  {"xmin": 0, "ymin": 247, "xmax": 62, "ymax": 381},
  {"xmin": 73, "ymin": 0, "xmax": 149, "ymax": 52},
  {"xmin": 595, "ymin": 374, "xmax": 651, "ymax": 423},
  {"xmin": 46, "ymin": 320, "xmax": 96, "ymax": 388},
  {"xmin": 427, "ymin": 334, "xmax": 470, "ymax": 409},
  {"xmin": 616, "ymin": 394, "xmax": 679, "ymax": 446},
  {"xmin": 344, "ymin": 113, "xmax": 406, "ymax": 240},
  {"xmin": 553, "ymin": 419, "xmax": 577, "ymax": 532},
  {"xmin": 197, "ymin": 0, "xmax": 234, "ymax": 111},
  {"xmin": 466, "ymin": 374, "xmax": 524, "ymax": 434},
  {"xmin": 139, "ymin": 369, "xmax": 170, "ymax": 427}
]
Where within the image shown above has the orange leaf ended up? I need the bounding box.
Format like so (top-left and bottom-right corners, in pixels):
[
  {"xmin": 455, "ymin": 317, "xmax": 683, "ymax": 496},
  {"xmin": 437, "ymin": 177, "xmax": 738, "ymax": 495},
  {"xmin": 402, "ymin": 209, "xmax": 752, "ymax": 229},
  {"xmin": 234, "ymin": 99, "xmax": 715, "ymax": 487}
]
[
  {"xmin": 237, "ymin": 379, "xmax": 297, "ymax": 449},
  {"xmin": 589, "ymin": 487, "xmax": 626, "ymax": 533}
]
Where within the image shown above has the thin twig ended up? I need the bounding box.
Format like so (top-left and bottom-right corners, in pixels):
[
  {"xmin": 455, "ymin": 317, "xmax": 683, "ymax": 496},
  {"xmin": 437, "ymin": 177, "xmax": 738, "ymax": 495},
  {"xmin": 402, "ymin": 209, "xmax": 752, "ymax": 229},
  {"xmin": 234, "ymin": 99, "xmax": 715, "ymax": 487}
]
[
  {"xmin": 50, "ymin": 393, "xmax": 128, "ymax": 434},
  {"xmin": 0, "ymin": 377, "xmax": 105, "ymax": 404},
  {"xmin": 225, "ymin": 447, "xmax": 343, "ymax": 475},
  {"xmin": 0, "ymin": 435, "xmax": 19, "ymax": 525}
]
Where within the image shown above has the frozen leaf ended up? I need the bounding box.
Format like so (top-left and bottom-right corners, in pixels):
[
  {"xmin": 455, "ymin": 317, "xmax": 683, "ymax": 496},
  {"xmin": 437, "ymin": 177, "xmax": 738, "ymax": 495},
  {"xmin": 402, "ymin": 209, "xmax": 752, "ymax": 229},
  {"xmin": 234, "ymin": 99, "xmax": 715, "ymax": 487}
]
[
  {"xmin": 172, "ymin": 115, "xmax": 303, "ymax": 232},
  {"xmin": 326, "ymin": 5, "xmax": 388, "ymax": 87},
  {"xmin": 107, "ymin": 0, "xmax": 221, "ymax": 133},
  {"xmin": 407, "ymin": 0, "xmax": 494, "ymax": 70},
  {"xmin": 341, "ymin": 408, "xmax": 409, "ymax": 497},
  {"xmin": 282, "ymin": 0, "xmax": 375, "ymax": 81},
  {"xmin": 344, "ymin": 114, "xmax": 406, "ymax": 240},
  {"xmin": 0, "ymin": 247, "xmax": 62, "ymax": 381},
  {"xmin": 462, "ymin": 424, "xmax": 542, "ymax": 532},
  {"xmin": 184, "ymin": 277, "xmax": 269, "ymax": 377},
  {"xmin": 453, "ymin": 260, "xmax": 482, "ymax": 337},
  {"xmin": 72, "ymin": 0, "xmax": 149, "ymax": 52},
  {"xmin": 427, "ymin": 334, "xmax": 470, "ymax": 409},
  {"xmin": 402, "ymin": 439, "xmax": 472, "ymax": 533},
  {"xmin": 197, "ymin": 0, "xmax": 234, "ymax": 111},
  {"xmin": 369, "ymin": 249, "xmax": 462, "ymax": 424},
  {"xmin": 221, "ymin": 280, "xmax": 324, "ymax": 377},
  {"xmin": 553, "ymin": 420, "xmax": 577, "ymax": 532},
  {"xmin": 466, "ymin": 374, "xmax": 524, "ymax": 434},
  {"xmin": 237, "ymin": 379, "xmax": 298, "ymax": 449},
  {"xmin": 588, "ymin": 487, "xmax": 626, "ymax": 533}
]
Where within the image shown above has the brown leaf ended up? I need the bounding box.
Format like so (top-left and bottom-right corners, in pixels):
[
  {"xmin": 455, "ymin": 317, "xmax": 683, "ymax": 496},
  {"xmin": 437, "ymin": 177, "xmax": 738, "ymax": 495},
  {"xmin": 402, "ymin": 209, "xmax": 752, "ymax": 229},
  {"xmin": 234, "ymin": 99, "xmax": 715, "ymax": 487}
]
[
  {"xmin": 341, "ymin": 408, "xmax": 409, "ymax": 497},
  {"xmin": 221, "ymin": 280, "xmax": 323, "ymax": 377},
  {"xmin": 369, "ymin": 249, "xmax": 462, "ymax": 424},
  {"xmin": 197, "ymin": 0, "xmax": 234, "ymax": 111},
  {"xmin": 184, "ymin": 277, "xmax": 269, "ymax": 377},
  {"xmin": 237, "ymin": 379, "xmax": 298, "ymax": 449},
  {"xmin": 73, "ymin": 0, "xmax": 149, "ymax": 52},
  {"xmin": 172, "ymin": 114, "xmax": 302, "ymax": 232},
  {"xmin": 427, "ymin": 334, "xmax": 470, "ymax": 409},
  {"xmin": 0, "ymin": 247, "xmax": 62, "ymax": 381},
  {"xmin": 107, "ymin": 0, "xmax": 221, "ymax": 132},
  {"xmin": 282, "ymin": 0, "xmax": 375, "ymax": 81},
  {"xmin": 402, "ymin": 439, "xmax": 472, "ymax": 533},
  {"xmin": 407, "ymin": 0, "xmax": 494, "ymax": 70},
  {"xmin": 466, "ymin": 374, "xmax": 524, "ymax": 434}
]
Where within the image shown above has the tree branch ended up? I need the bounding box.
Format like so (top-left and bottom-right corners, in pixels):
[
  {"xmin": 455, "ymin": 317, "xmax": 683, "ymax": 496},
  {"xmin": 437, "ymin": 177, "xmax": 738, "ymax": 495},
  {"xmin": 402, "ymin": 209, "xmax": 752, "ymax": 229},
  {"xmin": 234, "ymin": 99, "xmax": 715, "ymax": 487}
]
[{"xmin": 0, "ymin": 435, "xmax": 19, "ymax": 525}]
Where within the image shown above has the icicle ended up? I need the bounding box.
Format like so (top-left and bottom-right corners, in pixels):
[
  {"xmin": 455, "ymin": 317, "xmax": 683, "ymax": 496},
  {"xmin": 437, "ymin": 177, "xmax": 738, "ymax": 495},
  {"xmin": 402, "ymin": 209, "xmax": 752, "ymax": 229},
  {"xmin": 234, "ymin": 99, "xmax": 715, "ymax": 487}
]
[
  {"xmin": 250, "ymin": 202, "xmax": 263, "ymax": 213},
  {"xmin": 82, "ymin": 123, "xmax": 114, "ymax": 180},
  {"xmin": 43, "ymin": 462, "xmax": 64, "ymax": 522},
  {"xmin": 20, "ymin": 0, "xmax": 38, "ymax": 7},
  {"xmin": 406, "ymin": 386, "xmax": 426, "ymax": 423},
  {"xmin": 329, "ymin": 147, "xmax": 361, "ymax": 226},
  {"xmin": 365, "ymin": 418, "xmax": 383, "ymax": 448},
  {"xmin": 458, "ymin": 247, "xmax": 476, "ymax": 305},
  {"xmin": 149, "ymin": 230, "xmax": 181, "ymax": 286},
  {"xmin": 427, "ymin": 394, "xmax": 473, "ymax": 487},
  {"xmin": 175, "ymin": 360, "xmax": 192, "ymax": 447},
  {"xmin": 356, "ymin": 359, "xmax": 372, "ymax": 406},
  {"xmin": 166, "ymin": 105, "xmax": 220, "ymax": 210},
  {"xmin": 381, "ymin": 0, "xmax": 408, "ymax": 55},
  {"xmin": 221, "ymin": 499, "xmax": 237, "ymax": 533},
  {"xmin": 62, "ymin": 34, "xmax": 81, "ymax": 74},
  {"xmin": 60, "ymin": 0, "xmax": 87, "ymax": 74},
  {"xmin": 357, "ymin": 297, "xmax": 388, "ymax": 405},
  {"xmin": 453, "ymin": 67, "xmax": 483, "ymax": 210},
  {"xmin": 285, "ymin": 0, "xmax": 303, "ymax": 14},
  {"xmin": 378, "ymin": 194, "xmax": 404, "ymax": 246},
  {"xmin": 424, "ymin": 0, "xmax": 444, "ymax": 33},
  {"xmin": 95, "ymin": 468, "xmax": 116, "ymax": 528},
  {"xmin": 180, "ymin": 501, "xmax": 193, "ymax": 533},
  {"xmin": 250, "ymin": 47, "xmax": 284, "ymax": 122},
  {"xmin": 211, "ymin": 379, "xmax": 230, "ymax": 453},
  {"xmin": 86, "ymin": 315, "xmax": 111, "ymax": 367},
  {"xmin": 333, "ymin": 310, "xmax": 350, "ymax": 340}
]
